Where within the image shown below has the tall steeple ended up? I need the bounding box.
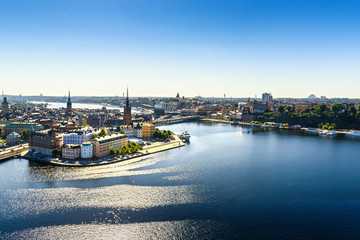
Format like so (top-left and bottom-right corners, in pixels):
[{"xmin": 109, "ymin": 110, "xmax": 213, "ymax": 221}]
[
  {"xmin": 68, "ymin": 90, "xmax": 71, "ymax": 103},
  {"xmin": 1, "ymin": 91, "xmax": 9, "ymax": 116},
  {"xmin": 126, "ymin": 86, "xmax": 129, "ymax": 107},
  {"xmin": 66, "ymin": 90, "xmax": 72, "ymax": 117},
  {"xmin": 123, "ymin": 87, "xmax": 132, "ymax": 125}
]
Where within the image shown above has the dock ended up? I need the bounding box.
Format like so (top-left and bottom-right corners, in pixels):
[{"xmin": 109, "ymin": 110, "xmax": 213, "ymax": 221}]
[{"xmin": 0, "ymin": 144, "xmax": 29, "ymax": 162}]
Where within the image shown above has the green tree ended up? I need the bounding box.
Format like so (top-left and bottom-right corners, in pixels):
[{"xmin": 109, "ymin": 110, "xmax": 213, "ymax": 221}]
[
  {"xmin": 21, "ymin": 129, "xmax": 29, "ymax": 140},
  {"xmin": 99, "ymin": 128, "xmax": 107, "ymax": 137},
  {"xmin": 278, "ymin": 105, "xmax": 285, "ymax": 114},
  {"xmin": 82, "ymin": 123, "xmax": 90, "ymax": 127},
  {"xmin": 331, "ymin": 103, "xmax": 345, "ymax": 114},
  {"xmin": 319, "ymin": 104, "xmax": 327, "ymax": 112},
  {"xmin": 93, "ymin": 133, "xmax": 98, "ymax": 139},
  {"xmin": 109, "ymin": 148, "xmax": 116, "ymax": 155},
  {"xmin": 119, "ymin": 129, "xmax": 125, "ymax": 134},
  {"xmin": 120, "ymin": 147, "xmax": 127, "ymax": 155},
  {"xmin": 285, "ymin": 106, "xmax": 293, "ymax": 112},
  {"xmin": 348, "ymin": 106, "xmax": 356, "ymax": 117}
]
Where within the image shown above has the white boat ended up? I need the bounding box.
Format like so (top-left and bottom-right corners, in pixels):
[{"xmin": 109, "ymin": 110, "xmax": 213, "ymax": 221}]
[
  {"xmin": 327, "ymin": 131, "xmax": 338, "ymax": 136},
  {"xmin": 178, "ymin": 131, "xmax": 191, "ymax": 141},
  {"xmin": 346, "ymin": 131, "xmax": 360, "ymax": 137},
  {"xmin": 305, "ymin": 128, "xmax": 319, "ymax": 134},
  {"xmin": 319, "ymin": 130, "xmax": 328, "ymax": 136}
]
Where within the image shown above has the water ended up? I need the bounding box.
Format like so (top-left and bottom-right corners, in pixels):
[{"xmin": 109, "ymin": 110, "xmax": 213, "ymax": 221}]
[
  {"xmin": 31, "ymin": 101, "xmax": 123, "ymax": 110},
  {"xmin": 1, "ymin": 122, "xmax": 360, "ymax": 239}
]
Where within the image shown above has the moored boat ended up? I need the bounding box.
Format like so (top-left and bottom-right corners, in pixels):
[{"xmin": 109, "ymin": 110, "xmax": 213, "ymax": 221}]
[
  {"xmin": 305, "ymin": 128, "xmax": 319, "ymax": 135},
  {"xmin": 319, "ymin": 130, "xmax": 328, "ymax": 136},
  {"xmin": 346, "ymin": 131, "xmax": 360, "ymax": 137},
  {"xmin": 178, "ymin": 131, "xmax": 191, "ymax": 141},
  {"xmin": 327, "ymin": 131, "xmax": 338, "ymax": 136}
]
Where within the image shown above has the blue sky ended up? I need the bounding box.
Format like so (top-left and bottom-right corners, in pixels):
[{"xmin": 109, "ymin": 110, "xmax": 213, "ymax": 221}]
[{"xmin": 1, "ymin": 0, "xmax": 359, "ymax": 98}]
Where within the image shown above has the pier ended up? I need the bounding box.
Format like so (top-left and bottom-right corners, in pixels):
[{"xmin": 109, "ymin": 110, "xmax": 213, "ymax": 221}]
[{"xmin": 0, "ymin": 144, "xmax": 29, "ymax": 162}]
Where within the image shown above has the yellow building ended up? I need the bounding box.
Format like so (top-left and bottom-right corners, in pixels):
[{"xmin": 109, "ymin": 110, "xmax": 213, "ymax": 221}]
[
  {"xmin": 141, "ymin": 123, "xmax": 155, "ymax": 140},
  {"xmin": 90, "ymin": 133, "xmax": 128, "ymax": 158}
]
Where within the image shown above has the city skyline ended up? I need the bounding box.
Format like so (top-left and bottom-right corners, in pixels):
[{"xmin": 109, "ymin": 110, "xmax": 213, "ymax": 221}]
[{"xmin": 1, "ymin": 0, "xmax": 360, "ymax": 98}]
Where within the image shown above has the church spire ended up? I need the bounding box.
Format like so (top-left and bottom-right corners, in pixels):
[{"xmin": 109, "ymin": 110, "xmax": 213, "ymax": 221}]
[
  {"xmin": 126, "ymin": 86, "xmax": 129, "ymax": 107},
  {"xmin": 68, "ymin": 90, "xmax": 71, "ymax": 102},
  {"xmin": 123, "ymin": 86, "xmax": 132, "ymax": 125}
]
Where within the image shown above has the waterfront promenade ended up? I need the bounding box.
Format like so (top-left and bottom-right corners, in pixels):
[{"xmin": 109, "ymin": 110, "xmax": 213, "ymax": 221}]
[{"xmin": 22, "ymin": 135, "xmax": 185, "ymax": 167}]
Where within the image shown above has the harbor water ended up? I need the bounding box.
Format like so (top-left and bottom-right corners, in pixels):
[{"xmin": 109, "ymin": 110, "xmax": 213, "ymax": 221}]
[{"xmin": 1, "ymin": 122, "xmax": 360, "ymax": 239}]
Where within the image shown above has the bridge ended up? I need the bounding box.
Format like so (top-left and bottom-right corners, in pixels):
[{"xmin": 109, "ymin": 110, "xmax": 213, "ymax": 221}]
[
  {"xmin": 0, "ymin": 144, "xmax": 29, "ymax": 162},
  {"xmin": 153, "ymin": 115, "xmax": 201, "ymax": 125}
]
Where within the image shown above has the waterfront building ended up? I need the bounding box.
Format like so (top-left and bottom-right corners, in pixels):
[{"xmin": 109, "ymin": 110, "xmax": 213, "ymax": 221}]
[
  {"xmin": 62, "ymin": 144, "xmax": 81, "ymax": 159},
  {"xmin": 134, "ymin": 123, "xmax": 142, "ymax": 138},
  {"xmin": 62, "ymin": 128, "xmax": 97, "ymax": 145},
  {"xmin": 180, "ymin": 109, "xmax": 196, "ymax": 116},
  {"xmin": 123, "ymin": 87, "xmax": 132, "ymax": 125},
  {"xmin": 6, "ymin": 131, "xmax": 21, "ymax": 144},
  {"xmin": 90, "ymin": 133, "xmax": 128, "ymax": 158},
  {"xmin": 66, "ymin": 91, "xmax": 72, "ymax": 117},
  {"xmin": 1, "ymin": 96, "xmax": 9, "ymax": 116},
  {"xmin": 3, "ymin": 123, "xmax": 44, "ymax": 136},
  {"xmin": 141, "ymin": 122, "xmax": 155, "ymax": 140},
  {"xmin": 29, "ymin": 129, "xmax": 62, "ymax": 156},
  {"xmin": 81, "ymin": 142, "xmax": 93, "ymax": 159},
  {"xmin": 262, "ymin": 93, "xmax": 273, "ymax": 102}
]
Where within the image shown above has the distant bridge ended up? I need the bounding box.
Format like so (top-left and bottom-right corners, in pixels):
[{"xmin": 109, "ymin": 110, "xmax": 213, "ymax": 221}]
[{"xmin": 153, "ymin": 115, "xmax": 201, "ymax": 125}]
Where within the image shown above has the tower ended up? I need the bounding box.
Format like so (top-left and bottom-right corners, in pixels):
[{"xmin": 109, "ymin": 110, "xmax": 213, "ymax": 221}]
[
  {"xmin": 66, "ymin": 90, "xmax": 72, "ymax": 117},
  {"xmin": 1, "ymin": 94, "xmax": 9, "ymax": 116},
  {"xmin": 123, "ymin": 87, "xmax": 132, "ymax": 125}
]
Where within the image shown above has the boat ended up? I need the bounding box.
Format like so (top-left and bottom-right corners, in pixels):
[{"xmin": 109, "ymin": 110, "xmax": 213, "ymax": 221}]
[
  {"xmin": 305, "ymin": 128, "xmax": 319, "ymax": 135},
  {"xmin": 319, "ymin": 130, "xmax": 328, "ymax": 136},
  {"xmin": 178, "ymin": 131, "xmax": 191, "ymax": 141},
  {"xmin": 327, "ymin": 131, "xmax": 338, "ymax": 136},
  {"xmin": 346, "ymin": 131, "xmax": 360, "ymax": 137}
]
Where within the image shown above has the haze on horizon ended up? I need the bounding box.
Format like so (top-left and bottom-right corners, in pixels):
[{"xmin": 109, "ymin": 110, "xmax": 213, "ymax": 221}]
[{"xmin": 1, "ymin": 0, "xmax": 359, "ymax": 99}]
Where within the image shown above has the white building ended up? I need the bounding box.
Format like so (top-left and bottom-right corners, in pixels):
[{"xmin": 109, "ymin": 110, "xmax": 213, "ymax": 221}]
[
  {"xmin": 134, "ymin": 123, "xmax": 142, "ymax": 138},
  {"xmin": 63, "ymin": 128, "xmax": 97, "ymax": 145},
  {"xmin": 123, "ymin": 128, "xmax": 135, "ymax": 137},
  {"xmin": 81, "ymin": 142, "xmax": 93, "ymax": 159}
]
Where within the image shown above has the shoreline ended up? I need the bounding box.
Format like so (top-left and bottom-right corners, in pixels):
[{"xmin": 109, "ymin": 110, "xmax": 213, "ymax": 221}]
[
  {"xmin": 22, "ymin": 135, "xmax": 185, "ymax": 167},
  {"xmin": 199, "ymin": 118, "xmax": 357, "ymax": 136}
]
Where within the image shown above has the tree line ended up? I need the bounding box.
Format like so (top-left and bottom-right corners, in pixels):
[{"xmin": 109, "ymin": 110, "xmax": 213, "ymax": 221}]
[{"xmin": 257, "ymin": 103, "xmax": 360, "ymax": 129}]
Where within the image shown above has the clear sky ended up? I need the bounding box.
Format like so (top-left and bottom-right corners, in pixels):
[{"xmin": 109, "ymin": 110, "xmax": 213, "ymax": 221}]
[{"xmin": 1, "ymin": 0, "xmax": 359, "ymax": 98}]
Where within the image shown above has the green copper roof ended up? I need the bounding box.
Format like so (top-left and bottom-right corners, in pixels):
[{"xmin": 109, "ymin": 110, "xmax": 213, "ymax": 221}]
[
  {"xmin": 7, "ymin": 131, "xmax": 21, "ymax": 138},
  {"xmin": 2, "ymin": 97, "xmax": 8, "ymax": 104}
]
